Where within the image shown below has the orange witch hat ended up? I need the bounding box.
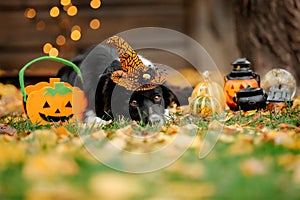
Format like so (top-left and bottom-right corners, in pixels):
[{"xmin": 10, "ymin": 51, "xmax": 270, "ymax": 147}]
[{"xmin": 107, "ymin": 36, "xmax": 166, "ymax": 91}]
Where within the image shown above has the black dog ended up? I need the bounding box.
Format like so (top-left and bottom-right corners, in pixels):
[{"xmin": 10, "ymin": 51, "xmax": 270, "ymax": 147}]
[{"xmin": 57, "ymin": 44, "xmax": 180, "ymax": 124}]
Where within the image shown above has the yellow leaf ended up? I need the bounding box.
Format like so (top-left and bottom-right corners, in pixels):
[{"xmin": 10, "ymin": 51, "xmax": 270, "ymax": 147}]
[
  {"xmin": 240, "ymin": 158, "xmax": 267, "ymax": 176},
  {"xmin": 89, "ymin": 173, "xmax": 142, "ymax": 200},
  {"xmin": 52, "ymin": 126, "xmax": 71, "ymax": 138},
  {"xmin": 22, "ymin": 153, "xmax": 79, "ymax": 181}
]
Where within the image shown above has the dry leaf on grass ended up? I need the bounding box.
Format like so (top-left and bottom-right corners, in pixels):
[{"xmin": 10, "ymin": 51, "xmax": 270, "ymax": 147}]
[
  {"xmin": 89, "ymin": 173, "xmax": 142, "ymax": 200},
  {"xmin": 0, "ymin": 83, "xmax": 22, "ymax": 116},
  {"xmin": 0, "ymin": 123, "xmax": 17, "ymax": 136},
  {"xmin": 22, "ymin": 153, "xmax": 79, "ymax": 181},
  {"xmin": 240, "ymin": 158, "xmax": 267, "ymax": 176}
]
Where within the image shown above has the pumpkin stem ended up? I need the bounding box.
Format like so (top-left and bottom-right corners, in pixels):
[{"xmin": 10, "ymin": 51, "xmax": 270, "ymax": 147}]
[
  {"xmin": 202, "ymin": 71, "xmax": 212, "ymax": 82},
  {"xmin": 44, "ymin": 82, "xmax": 73, "ymax": 97}
]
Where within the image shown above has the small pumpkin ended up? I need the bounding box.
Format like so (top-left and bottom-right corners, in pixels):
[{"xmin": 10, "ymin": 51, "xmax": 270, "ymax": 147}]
[
  {"xmin": 189, "ymin": 95, "xmax": 222, "ymax": 117},
  {"xmin": 224, "ymin": 79, "xmax": 259, "ymax": 109},
  {"xmin": 191, "ymin": 71, "xmax": 226, "ymax": 109},
  {"xmin": 24, "ymin": 78, "xmax": 87, "ymax": 124}
]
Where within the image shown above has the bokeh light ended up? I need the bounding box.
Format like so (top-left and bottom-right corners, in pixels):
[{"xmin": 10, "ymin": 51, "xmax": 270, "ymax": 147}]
[
  {"xmin": 36, "ymin": 20, "xmax": 46, "ymax": 31},
  {"xmin": 24, "ymin": 8, "xmax": 36, "ymax": 19},
  {"xmin": 67, "ymin": 6, "xmax": 78, "ymax": 16},
  {"xmin": 56, "ymin": 35, "xmax": 66, "ymax": 46},
  {"xmin": 90, "ymin": 0, "xmax": 101, "ymax": 9},
  {"xmin": 71, "ymin": 25, "xmax": 81, "ymax": 32},
  {"xmin": 25, "ymin": 2, "xmax": 102, "ymax": 55},
  {"xmin": 90, "ymin": 18, "xmax": 101, "ymax": 30},
  {"xmin": 50, "ymin": 6, "xmax": 60, "ymax": 18},
  {"xmin": 71, "ymin": 30, "xmax": 81, "ymax": 41},
  {"xmin": 43, "ymin": 43, "xmax": 53, "ymax": 54},
  {"xmin": 60, "ymin": 0, "xmax": 71, "ymax": 6},
  {"xmin": 63, "ymin": 4, "xmax": 72, "ymax": 11},
  {"xmin": 59, "ymin": 18, "xmax": 70, "ymax": 28},
  {"xmin": 49, "ymin": 48, "xmax": 59, "ymax": 57}
]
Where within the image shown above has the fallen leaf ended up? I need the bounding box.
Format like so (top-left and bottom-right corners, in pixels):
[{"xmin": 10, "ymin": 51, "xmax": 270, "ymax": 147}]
[
  {"xmin": 162, "ymin": 182, "xmax": 215, "ymax": 199},
  {"xmin": 240, "ymin": 158, "xmax": 267, "ymax": 176},
  {"xmin": 25, "ymin": 181, "xmax": 83, "ymax": 200},
  {"xmin": 292, "ymin": 162, "xmax": 300, "ymax": 184},
  {"xmin": 52, "ymin": 126, "xmax": 71, "ymax": 138},
  {"xmin": 218, "ymin": 134, "xmax": 235, "ymax": 143},
  {"xmin": 22, "ymin": 153, "xmax": 79, "ymax": 181},
  {"xmin": 223, "ymin": 124, "xmax": 243, "ymax": 134},
  {"xmin": 0, "ymin": 83, "xmax": 22, "ymax": 116},
  {"xmin": 164, "ymin": 125, "xmax": 180, "ymax": 135},
  {"xmin": 0, "ymin": 123, "xmax": 17, "ymax": 136},
  {"xmin": 167, "ymin": 161, "xmax": 206, "ymax": 179},
  {"xmin": 115, "ymin": 125, "xmax": 132, "ymax": 136},
  {"xmin": 228, "ymin": 140, "xmax": 253, "ymax": 155},
  {"xmin": 89, "ymin": 173, "xmax": 142, "ymax": 200}
]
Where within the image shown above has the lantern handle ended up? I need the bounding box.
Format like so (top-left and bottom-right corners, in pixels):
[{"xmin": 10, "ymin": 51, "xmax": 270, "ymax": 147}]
[{"xmin": 19, "ymin": 56, "xmax": 83, "ymax": 102}]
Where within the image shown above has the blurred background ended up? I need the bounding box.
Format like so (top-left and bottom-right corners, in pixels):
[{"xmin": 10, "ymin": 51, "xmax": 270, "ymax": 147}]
[
  {"xmin": 0, "ymin": 0, "xmax": 299, "ymax": 86},
  {"xmin": 0, "ymin": 0, "xmax": 239, "ymax": 85}
]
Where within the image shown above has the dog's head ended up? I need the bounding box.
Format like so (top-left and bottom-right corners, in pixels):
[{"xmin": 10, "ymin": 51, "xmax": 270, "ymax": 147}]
[
  {"xmin": 95, "ymin": 73, "xmax": 179, "ymax": 125},
  {"xmin": 129, "ymin": 85, "xmax": 178, "ymax": 125}
]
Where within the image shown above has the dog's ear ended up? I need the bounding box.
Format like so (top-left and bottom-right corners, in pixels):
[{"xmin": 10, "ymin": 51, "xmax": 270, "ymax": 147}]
[
  {"xmin": 161, "ymin": 85, "xmax": 180, "ymax": 108},
  {"xmin": 94, "ymin": 61, "xmax": 117, "ymax": 120},
  {"xmin": 95, "ymin": 60, "xmax": 122, "ymax": 120}
]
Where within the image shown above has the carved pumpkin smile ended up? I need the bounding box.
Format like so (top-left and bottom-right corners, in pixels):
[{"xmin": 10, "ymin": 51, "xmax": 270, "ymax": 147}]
[{"xmin": 39, "ymin": 112, "xmax": 74, "ymax": 122}]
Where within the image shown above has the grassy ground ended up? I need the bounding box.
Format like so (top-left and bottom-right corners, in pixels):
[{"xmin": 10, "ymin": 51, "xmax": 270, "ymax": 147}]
[{"xmin": 1, "ymin": 83, "xmax": 300, "ymax": 199}]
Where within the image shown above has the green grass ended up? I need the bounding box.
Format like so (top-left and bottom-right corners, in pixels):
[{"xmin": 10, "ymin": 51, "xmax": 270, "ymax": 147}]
[
  {"xmin": 0, "ymin": 106, "xmax": 300, "ymax": 199},
  {"xmin": 0, "ymin": 114, "xmax": 50, "ymax": 133}
]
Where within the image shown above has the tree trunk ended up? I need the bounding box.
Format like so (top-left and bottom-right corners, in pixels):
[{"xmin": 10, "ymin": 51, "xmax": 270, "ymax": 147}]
[{"xmin": 234, "ymin": 0, "xmax": 300, "ymax": 83}]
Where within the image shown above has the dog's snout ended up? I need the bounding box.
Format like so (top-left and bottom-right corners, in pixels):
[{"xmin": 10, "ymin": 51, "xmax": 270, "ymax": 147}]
[
  {"xmin": 148, "ymin": 105, "xmax": 164, "ymax": 125},
  {"xmin": 149, "ymin": 114, "xmax": 164, "ymax": 125}
]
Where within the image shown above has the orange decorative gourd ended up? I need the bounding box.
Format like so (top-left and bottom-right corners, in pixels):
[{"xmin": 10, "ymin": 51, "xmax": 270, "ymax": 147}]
[
  {"xmin": 224, "ymin": 58, "xmax": 260, "ymax": 110},
  {"xmin": 19, "ymin": 56, "xmax": 87, "ymax": 124},
  {"xmin": 191, "ymin": 71, "xmax": 226, "ymax": 110},
  {"xmin": 189, "ymin": 95, "xmax": 222, "ymax": 117}
]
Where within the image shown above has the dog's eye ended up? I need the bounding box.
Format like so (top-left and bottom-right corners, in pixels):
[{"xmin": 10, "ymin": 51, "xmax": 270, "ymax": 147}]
[
  {"xmin": 130, "ymin": 100, "xmax": 138, "ymax": 107},
  {"xmin": 154, "ymin": 95, "xmax": 161, "ymax": 102}
]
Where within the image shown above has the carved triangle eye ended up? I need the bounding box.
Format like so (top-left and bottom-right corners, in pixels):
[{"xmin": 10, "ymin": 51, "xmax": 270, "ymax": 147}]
[
  {"xmin": 65, "ymin": 101, "xmax": 72, "ymax": 108},
  {"xmin": 43, "ymin": 101, "xmax": 50, "ymax": 108}
]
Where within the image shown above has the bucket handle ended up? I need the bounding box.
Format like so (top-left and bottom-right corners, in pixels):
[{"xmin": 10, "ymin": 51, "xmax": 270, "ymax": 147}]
[{"xmin": 19, "ymin": 56, "xmax": 83, "ymax": 102}]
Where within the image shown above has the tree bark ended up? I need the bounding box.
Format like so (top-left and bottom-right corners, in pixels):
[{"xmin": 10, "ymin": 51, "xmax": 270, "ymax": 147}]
[{"xmin": 234, "ymin": 0, "xmax": 300, "ymax": 83}]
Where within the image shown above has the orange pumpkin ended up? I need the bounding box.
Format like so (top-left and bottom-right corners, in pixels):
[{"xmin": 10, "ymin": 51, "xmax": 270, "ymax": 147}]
[
  {"xmin": 189, "ymin": 95, "xmax": 222, "ymax": 117},
  {"xmin": 224, "ymin": 79, "xmax": 259, "ymax": 109},
  {"xmin": 191, "ymin": 75, "xmax": 226, "ymax": 110},
  {"xmin": 23, "ymin": 78, "xmax": 87, "ymax": 124}
]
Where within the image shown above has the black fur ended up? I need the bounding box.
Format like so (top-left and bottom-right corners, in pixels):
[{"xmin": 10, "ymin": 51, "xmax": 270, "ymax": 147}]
[{"xmin": 57, "ymin": 44, "xmax": 180, "ymax": 124}]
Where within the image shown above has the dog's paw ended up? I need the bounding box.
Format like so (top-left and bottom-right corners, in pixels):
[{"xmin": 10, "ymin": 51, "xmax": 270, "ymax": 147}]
[{"xmin": 84, "ymin": 110, "xmax": 108, "ymax": 125}]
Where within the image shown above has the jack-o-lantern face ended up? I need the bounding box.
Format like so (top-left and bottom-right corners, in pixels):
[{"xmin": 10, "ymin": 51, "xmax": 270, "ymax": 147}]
[
  {"xmin": 23, "ymin": 78, "xmax": 87, "ymax": 124},
  {"xmin": 224, "ymin": 78, "xmax": 259, "ymax": 109},
  {"xmin": 38, "ymin": 97, "xmax": 73, "ymax": 122}
]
